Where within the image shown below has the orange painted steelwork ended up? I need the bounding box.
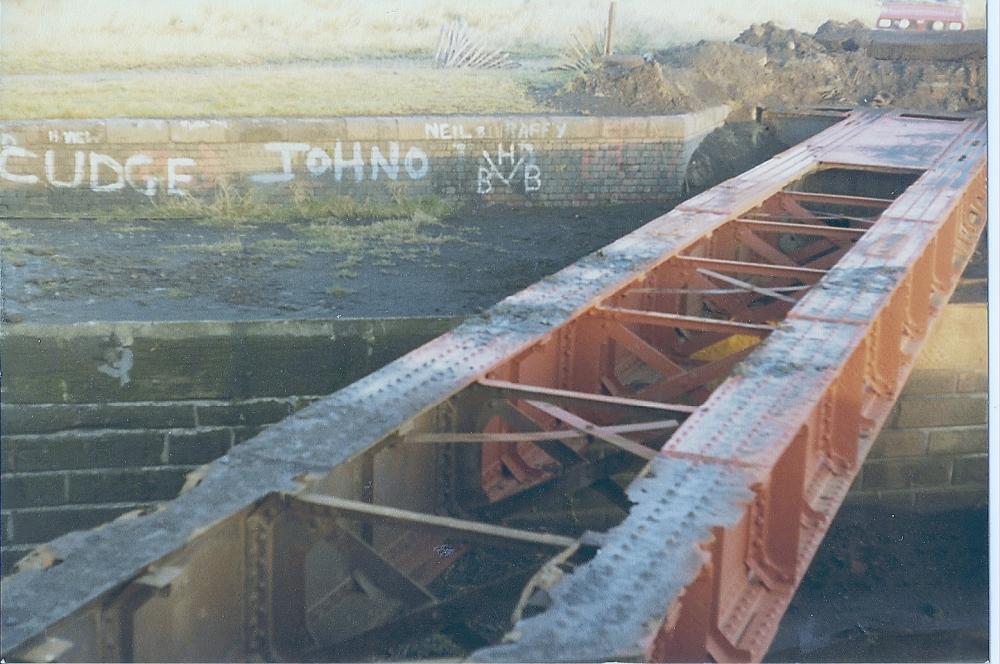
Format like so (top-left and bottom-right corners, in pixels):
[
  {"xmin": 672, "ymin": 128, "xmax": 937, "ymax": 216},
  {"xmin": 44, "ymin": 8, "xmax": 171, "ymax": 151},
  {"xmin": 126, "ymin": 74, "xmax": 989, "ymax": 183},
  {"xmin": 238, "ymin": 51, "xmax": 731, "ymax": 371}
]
[
  {"xmin": 474, "ymin": 110, "xmax": 986, "ymax": 662},
  {"xmin": 1, "ymin": 109, "xmax": 986, "ymax": 663}
]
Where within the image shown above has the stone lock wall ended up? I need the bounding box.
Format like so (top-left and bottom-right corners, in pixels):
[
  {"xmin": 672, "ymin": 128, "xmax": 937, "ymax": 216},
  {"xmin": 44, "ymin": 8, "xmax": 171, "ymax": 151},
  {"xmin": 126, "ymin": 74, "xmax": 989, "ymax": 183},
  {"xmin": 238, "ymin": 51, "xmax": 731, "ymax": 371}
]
[
  {"xmin": 0, "ymin": 107, "xmax": 729, "ymax": 214},
  {"xmin": 848, "ymin": 304, "xmax": 988, "ymax": 512},
  {"xmin": 0, "ymin": 317, "xmax": 458, "ymax": 575}
]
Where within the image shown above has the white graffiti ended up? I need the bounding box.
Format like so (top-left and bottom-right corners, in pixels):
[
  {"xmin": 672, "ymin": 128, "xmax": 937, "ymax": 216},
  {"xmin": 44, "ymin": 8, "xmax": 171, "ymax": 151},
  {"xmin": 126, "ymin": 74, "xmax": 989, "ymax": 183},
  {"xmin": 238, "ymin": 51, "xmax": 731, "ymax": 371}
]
[
  {"xmin": 0, "ymin": 145, "xmax": 196, "ymax": 196},
  {"xmin": 48, "ymin": 129, "xmax": 98, "ymax": 145},
  {"xmin": 477, "ymin": 142, "xmax": 541, "ymax": 195},
  {"xmin": 0, "ymin": 146, "xmax": 39, "ymax": 184},
  {"xmin": 45, "ymin": 150, "xmax": 84, "ymax": 188},
  {"xmin": 167, "ymin": 157, "xmax": 197, "ymax": 195},
  {"xmin": 252, "ymin": 141, "xmax": 429, "ymax": 184},
  {"xmin": 505, "ymin": 120, "xmax": 567, "ymax": 140},
  {"xmin": 425, "ymin": 120, "xmax": 567, "ymax": 141},
  {"xmin": 425, "ymin": 123, "xmax": 475, "ymax": 140}
]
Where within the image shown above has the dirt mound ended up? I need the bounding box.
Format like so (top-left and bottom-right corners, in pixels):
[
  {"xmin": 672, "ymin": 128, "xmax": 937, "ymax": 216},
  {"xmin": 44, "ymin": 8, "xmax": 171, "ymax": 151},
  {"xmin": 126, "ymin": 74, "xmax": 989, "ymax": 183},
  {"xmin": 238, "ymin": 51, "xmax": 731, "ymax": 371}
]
[
  {"xmin": 814, "ymin": 19, "xmax": 870, "ymax": 52},
  {"xmin": 735, "ymin": 21, "xmax": 826, "ymax": 57},
  {"xmin": 814, "ymin": 18, "xmax": 869, "ymax": 41},
  {"xmin": 815, "ymin": 19, "xmax": 868, "ymax": 34},
  {"xmin": 546, "ymin": 19, "xmax": 986, "ymax": 119},
  {"xmin": 558, "ymin": 61, "xmax": 701, "ymax": 114},
  {"xmin": 542, "ymin": 18, "xmax": 986, "ymax": 198},
  {"xmin": 658, "ymin": 40, "xmax": 768, "ymax": 70}
]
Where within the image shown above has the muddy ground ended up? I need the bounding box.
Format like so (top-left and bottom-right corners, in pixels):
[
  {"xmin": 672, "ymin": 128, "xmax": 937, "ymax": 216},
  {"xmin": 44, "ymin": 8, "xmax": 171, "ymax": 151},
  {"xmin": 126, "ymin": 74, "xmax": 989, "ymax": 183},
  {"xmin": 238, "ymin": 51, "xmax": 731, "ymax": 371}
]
[
  {"xmin": 0, "ymin": 203, "xmax": 672, "ymax": 324},
  {"xmin": 769, "ymin": 506, "xmax": 989, "ymax": 662},
  {"xmin": 3, "ymin": 202, "xmax": 983, "ymax": 325}
]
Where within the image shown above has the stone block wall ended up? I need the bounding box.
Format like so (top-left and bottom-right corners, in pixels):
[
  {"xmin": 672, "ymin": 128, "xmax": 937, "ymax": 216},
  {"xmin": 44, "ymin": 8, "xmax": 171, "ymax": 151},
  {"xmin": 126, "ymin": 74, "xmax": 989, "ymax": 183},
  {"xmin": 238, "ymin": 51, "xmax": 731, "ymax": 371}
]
[
  {"xmin": 847, "ymin": 303, "xmax": 988, "ymax": 512},
  {"xmin": 0, "ymin": 317, "xmax": 458, "ymax": 575},
  {"xmin": 0, "ymin": 108, "xmax": 729, "ymax": 214}
]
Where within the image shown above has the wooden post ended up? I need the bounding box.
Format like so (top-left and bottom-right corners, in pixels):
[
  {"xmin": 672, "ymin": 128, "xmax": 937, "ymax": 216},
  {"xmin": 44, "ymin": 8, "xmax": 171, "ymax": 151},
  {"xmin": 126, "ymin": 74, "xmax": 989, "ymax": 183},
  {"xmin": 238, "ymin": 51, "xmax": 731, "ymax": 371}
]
[{"xmin": 604, "ymin": 1, "xmax": 616, "ymax": 56}]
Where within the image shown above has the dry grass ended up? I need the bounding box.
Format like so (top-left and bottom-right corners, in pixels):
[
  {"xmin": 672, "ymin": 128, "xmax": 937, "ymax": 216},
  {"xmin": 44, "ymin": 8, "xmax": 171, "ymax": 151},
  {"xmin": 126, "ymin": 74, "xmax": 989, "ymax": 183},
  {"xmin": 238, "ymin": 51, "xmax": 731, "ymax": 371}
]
[
  {"xmin": 98, "ymin": 182, "xmax": 453, "ymax": 227},
  {"xmin": 0, "ymin": 221, "xmax": 32, "ymax": 240},
  {"xmin": 300, "ymin": 211, "xmax": 456, "ymax": 257},
  {"xmin": 3, "ymin": 0, "xmax": 985, "ymax": 75},
  {"xmin": 99, "ymin": 184, "xmax": 464, "ymax": 267},
  {"xmin": 0, "ymin": 65, "xmax": 547, "ymax": 119}
]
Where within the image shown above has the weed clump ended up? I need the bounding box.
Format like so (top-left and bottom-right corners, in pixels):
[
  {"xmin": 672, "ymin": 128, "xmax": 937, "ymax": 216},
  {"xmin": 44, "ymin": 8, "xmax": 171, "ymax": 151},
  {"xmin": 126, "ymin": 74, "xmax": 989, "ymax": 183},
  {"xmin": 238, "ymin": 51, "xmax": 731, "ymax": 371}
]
[
  {"xmin": 96, "ymin": 183, "xmax": 466, "ymax": 269},
  {"xmin": 325, "ymin": 286, "xmax": 355, "ymax": 297},
  {"xmin": 100, "ymin": 181, "xmax": 453, "ymax": 228}
]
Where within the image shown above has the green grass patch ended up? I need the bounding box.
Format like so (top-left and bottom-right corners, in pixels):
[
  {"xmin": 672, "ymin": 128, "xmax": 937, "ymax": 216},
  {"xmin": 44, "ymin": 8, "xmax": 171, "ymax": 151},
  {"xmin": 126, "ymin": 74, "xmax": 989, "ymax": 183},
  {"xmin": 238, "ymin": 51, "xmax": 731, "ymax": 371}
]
[
  {"xmin": 324, "ymin": 286, "xmax": 355, "ymax": 297},
  {"xmin": 137, "ymin": 185, "xmax": 467, "ymax": 267},
  {"xmin": 169, "ymin": 240, "xmax": 247, "ymax": 255},
  {"xmin": 0, "ymin": 222, "xmax": 33, "ymax": 241},
  {"xmin": 254, "ymin": 239, "xmax": 302, "ymax": 252},
  {"xmin": 300, "ymin": 210, "xmax": 458, "ymax": 260}
]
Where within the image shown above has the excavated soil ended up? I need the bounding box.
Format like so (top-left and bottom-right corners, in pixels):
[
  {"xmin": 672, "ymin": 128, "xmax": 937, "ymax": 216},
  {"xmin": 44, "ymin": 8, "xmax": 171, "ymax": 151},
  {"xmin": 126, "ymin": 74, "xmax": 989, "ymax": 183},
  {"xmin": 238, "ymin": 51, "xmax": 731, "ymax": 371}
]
[
  {"xmin": 541, "ymin": 21, "xmax": 986, "ymax": 199},
  {"xmin": 545, "ymin": 21, "xmax": 986, "ymax": 120}
]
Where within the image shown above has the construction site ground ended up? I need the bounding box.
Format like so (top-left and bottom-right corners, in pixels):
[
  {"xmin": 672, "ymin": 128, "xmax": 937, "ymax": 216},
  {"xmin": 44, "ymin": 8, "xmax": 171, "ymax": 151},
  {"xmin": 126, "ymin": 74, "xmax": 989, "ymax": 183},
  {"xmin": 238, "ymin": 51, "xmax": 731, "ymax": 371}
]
[
  {"xmin": 769, "ymin": 506, "xmax": 989, "ymax": 662},
  {"xmin": 545, "ymin": 21, "xmax": 985, "ymax": 119},
  {"xmin": 0, "ymin": 19, "xmax": 987, "ymax": 120}
]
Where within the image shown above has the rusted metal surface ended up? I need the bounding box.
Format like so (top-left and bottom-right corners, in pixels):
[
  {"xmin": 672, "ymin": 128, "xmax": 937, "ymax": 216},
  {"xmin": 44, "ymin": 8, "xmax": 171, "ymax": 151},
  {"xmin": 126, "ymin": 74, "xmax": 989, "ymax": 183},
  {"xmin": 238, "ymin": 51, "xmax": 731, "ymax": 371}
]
[{"xmin": 0, "ymin": 109, "xmax": 986, "ymax": 662}]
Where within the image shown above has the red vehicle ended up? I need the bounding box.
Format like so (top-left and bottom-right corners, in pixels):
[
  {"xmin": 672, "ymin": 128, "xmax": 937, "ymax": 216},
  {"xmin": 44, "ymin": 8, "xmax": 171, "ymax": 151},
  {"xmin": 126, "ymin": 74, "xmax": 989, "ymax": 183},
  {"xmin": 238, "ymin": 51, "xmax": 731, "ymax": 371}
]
[{"xmin": 876, "ymin": 0, "xmax": 967, "ymax": 30}]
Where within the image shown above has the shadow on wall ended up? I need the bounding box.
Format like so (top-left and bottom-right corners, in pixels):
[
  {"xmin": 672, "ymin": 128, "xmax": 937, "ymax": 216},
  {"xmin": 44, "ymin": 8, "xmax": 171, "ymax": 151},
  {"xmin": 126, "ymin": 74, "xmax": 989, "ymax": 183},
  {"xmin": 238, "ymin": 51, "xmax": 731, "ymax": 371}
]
[{"xmin": 0, "ymin": 317, "xmax": 460, "ymax": 575}]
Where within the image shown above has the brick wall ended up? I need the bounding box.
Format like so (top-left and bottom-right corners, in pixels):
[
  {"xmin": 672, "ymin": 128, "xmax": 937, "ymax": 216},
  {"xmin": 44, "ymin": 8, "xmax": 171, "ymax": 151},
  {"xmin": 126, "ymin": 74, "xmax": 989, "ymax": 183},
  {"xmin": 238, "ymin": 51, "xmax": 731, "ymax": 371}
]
[
  {"xmin": 0, "ymin": 317, "xmax": 458, "ymax": 574},
  {"xmin": 0, "ymin": 108, "xmax": 728, "ymax": 214},
  {"xmin": 847, "ymin": 303, "xmax": 988, "ymax": 512}
]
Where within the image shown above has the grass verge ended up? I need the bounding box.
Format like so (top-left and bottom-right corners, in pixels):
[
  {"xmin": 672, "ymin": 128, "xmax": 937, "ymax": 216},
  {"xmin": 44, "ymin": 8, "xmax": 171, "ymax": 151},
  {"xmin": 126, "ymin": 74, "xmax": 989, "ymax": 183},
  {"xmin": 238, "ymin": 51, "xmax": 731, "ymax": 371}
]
[{"xmin": 0, "ymin": 66, "xmax": 550, "ymax": 119}]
